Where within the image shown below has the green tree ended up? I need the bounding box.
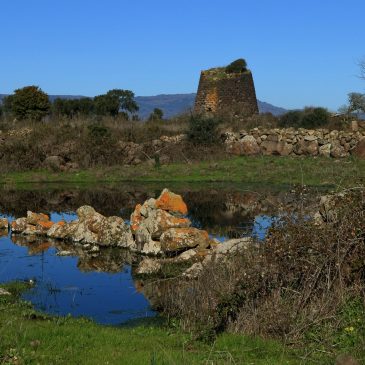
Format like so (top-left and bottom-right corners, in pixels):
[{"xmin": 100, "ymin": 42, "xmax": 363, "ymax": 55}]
[
  {"xmin": 4, "ymin": 86, "xmax": 50, "ymax": 121},
  {"xmin": 148, "ymin": 108, "xmax": 164, "ymax": 121},
  {"xmin": 53, "ymin": 97, "xmax": 94, "ymax": 118},
  {"xmin": 188, "ymin": 115, "xmax": 221, "ymax": 145},
  {"xmin": 94, "ymin": 89, "xmax": 138, "ymax": 116},
  {"xmin": 225, "ymin": 58, "xmax": 247, "ymax": 74}
]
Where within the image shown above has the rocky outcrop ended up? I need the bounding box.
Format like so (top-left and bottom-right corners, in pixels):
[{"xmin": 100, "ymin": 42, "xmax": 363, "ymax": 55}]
[
  {"xmin": 130, "ymin": 189, "xmax": 211, "ymax": 255},
  {"xmin": 12, "ymin": 206, "xmax": 135, "ymax": 249},
  {"xmin": 7, "ymin": 189, "xmax": 262, "ymax": 277},
  {"xmin": 223, "ymin": 127, "xmax": 365, "ymax": 158}
]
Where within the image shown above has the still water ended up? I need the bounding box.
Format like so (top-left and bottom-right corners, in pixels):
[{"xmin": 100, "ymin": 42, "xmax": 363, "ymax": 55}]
[{"xmin": 0, "ymin": 183, "xmax": 312, "ymax": 325}]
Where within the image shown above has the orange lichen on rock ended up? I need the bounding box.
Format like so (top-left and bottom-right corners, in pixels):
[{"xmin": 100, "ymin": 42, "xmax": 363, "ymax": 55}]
[
  {"xmin": 37, "ymin": 221, "xmax": 54, "ymax": 230},
  {"xmin": 155, "ymin": 189, "xmax": 188, "ymax": 215},
  {"xmin": 27, "ymin": 211, "xmax": 50, "ymax": 225},
  {"xmin": 130, "ymin": 204, "xmax": 142, "ymax": 233},
  {"xmin": 160, "ymin": 227, "xmax": 210, "ymax": 252}
]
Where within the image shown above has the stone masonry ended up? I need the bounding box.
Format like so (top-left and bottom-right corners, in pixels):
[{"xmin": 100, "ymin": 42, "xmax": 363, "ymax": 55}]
[{"xmin": 194, "ymin": 66, "xmax": 259, "ymax": 117}]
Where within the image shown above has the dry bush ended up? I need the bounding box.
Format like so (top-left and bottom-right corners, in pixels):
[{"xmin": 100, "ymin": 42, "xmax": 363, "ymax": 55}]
[{"xmin": 153, "ymin": 189, "xmax": 365, "ymax": 343}]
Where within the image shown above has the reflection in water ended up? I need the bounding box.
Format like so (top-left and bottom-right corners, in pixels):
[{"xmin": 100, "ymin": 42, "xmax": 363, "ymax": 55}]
[
  {"xmin": 0, "ymin": 184, "xmax": 320, "ymax": 324},
  {"xmin": 1, "ymin": 233, "xmax": 154, "ymax": 325}
]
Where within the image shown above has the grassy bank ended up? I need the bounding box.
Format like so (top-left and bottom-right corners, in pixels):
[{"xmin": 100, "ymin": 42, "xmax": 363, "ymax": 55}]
[
  {"xmin": 1, "ymin": 156, "xmax": 364, "ymax": 188},
  {"xmin": 0, "ymin": 282, "xmax": 299, "ymax": 365},
  {"xmin": 0, "ymin": 282, "xmax": 363, "ymax": 364}
]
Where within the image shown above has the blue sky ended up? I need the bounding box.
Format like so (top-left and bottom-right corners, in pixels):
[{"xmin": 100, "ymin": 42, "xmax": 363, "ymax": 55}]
[{"xmin": 1, "ymin": 0, "xmax": 364, "ymax": 110}]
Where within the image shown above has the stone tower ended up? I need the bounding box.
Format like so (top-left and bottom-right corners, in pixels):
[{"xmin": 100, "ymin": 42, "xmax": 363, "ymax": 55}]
[{"xmin": 194, "ymin": 61, "xmax": 259, "ymax": 117}]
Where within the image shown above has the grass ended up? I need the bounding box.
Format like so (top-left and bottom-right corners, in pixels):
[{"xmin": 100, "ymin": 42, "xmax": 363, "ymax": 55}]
[
  {"xmin": 0, "ymin": 282, "xmax": 299, "ymax": 365},
  {"xmin": 0, "ymin": 282, "xmax": 363, "ymax": 364},
  {"xmin": 1, "ymin": 156, "xmax": 364, "ymax": 188}
]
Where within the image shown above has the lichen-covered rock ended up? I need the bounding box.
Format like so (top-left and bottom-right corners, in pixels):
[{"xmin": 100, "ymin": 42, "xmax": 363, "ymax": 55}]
[
  {"xmin": 97, "ymin": 216, "xmax": 134, "ymax": 248},
  {"xmin": 155, "ymin": 189, "xmax": 188, "ymax": 215},
  {"xmin": 26, "ymin": 211, "xmax": 50, "ymax": 225},
  {"xmin": 160, "ymin": 227, "xmax": 211, "ymax": 252},
  {"xmin": 11, "ymin": 218, "xmax": 28, "ymax": 233},
  {"xmin": 48, "ymin": 208, "xmax": 135, "ymax": 249},
  {"xmin": 0, "ymin": 218, "xmax": 9, "ymax": 230}
]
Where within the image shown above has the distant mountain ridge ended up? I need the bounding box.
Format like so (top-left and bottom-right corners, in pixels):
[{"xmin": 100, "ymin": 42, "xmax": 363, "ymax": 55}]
[{"xmin": 0, "ymin": 93, "xmax": 287, "ymax": 118}]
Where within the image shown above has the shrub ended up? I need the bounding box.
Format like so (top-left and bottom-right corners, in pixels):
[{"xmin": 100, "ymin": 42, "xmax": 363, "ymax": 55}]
[
  {"xmin": 278, "ymin": 110, "xmax": 302, "ymax": 128},
  {"xmin": 301, "ymin": 107, "xmax": 330, "ymax": 128},
  {"xmin": 153, "ymin": 188, "xmax": 365, "ymax": 353},
  {"xmin": 225, "ymin": 59, "xmax": 247, "ymax": 74},
  {"xmin": 87, "ymin": 124, "xmax": 111, "ymax": 139},
  {"xmin": 279, "ymin": 107, "xmax": 330, "ymax": 129},
  {"xmin": 188, "ymin": 116, "xmax": 221, "ymax": 145}
]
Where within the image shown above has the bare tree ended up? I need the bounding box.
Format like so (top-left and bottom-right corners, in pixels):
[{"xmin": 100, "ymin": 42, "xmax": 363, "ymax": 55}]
[{"xmin": 360, "ymin": 58, "xmax": 365, "ymax": 80}]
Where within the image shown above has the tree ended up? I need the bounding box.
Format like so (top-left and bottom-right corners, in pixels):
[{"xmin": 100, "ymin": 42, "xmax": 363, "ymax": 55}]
[
  {"xmin": 225, "ymin": 59, "xmax": 247, "ymax": 74},
  {"xmin": 94, "ymin": 89, "xmax": 139, "ymax": 116},
  {"xmin": 148, "ymin": 108, "xmax": 164, "ymax": 121},
  {"xmin": 348, "ymin": 92, "xmax": 365, "ymax": 115},
  {"xmin": 4, "ymin": 86, "xmax": 51, "ymax": 121},
  {"xmin": 53, "ymin": 97, "xmax": 94, "ymax": 118}
]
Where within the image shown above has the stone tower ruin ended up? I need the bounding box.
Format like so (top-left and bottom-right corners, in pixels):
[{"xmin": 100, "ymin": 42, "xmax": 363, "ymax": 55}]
[{"xmin": 194, "ymin": 59, "xmax": 259, "ymax": 117}]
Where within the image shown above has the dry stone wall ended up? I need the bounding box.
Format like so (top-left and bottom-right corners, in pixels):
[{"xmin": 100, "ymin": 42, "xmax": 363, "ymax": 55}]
[{"xmin": 223, "ymin": 126, "xmax": 365, "ymax": 158}]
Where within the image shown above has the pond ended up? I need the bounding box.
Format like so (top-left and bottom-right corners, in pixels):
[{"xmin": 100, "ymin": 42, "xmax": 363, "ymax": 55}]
[{"xmin": 0, "ymin": 183, "xmax": 318, "ymax": 325}]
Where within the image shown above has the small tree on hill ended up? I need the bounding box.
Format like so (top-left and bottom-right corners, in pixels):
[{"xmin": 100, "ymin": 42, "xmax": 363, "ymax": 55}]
[
  {"xmin": 94, "ymin": 89, "xmax": 139, "ymax": 117},
  {"xmin": 148, "ymin": 108, "xmax": 164, "ymax": 121},
  {"xmin": 4, "ymin": 86, "xmax": 51, "ymax": 121}
]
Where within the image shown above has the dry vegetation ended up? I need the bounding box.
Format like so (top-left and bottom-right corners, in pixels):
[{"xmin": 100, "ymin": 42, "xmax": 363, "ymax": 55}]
[{"xmin": 151, "ymin": 189, "xmax": 365, "ymax": 359}]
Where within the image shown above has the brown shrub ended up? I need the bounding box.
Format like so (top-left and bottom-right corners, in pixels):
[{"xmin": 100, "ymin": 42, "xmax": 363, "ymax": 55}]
[{"xmin": 152, "ymin": 189, "xmax": 365, "ymax": 343}]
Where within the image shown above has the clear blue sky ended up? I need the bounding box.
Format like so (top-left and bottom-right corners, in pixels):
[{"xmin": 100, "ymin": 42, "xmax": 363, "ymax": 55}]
[{"xmin": 1, "ymin": 0, "xmax": 364, "ymax": 110}]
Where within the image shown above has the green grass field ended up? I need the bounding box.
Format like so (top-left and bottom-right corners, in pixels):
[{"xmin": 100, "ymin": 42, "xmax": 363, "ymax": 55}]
[{"xmin": 1, "ymin": 156, "xmax": 364, "ymax": 188}]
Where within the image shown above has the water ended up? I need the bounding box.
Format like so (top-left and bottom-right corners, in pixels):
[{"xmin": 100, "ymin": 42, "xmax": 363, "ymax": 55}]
[
  {"xmin": 0, "ymin": 184, "xmax": 317, "ymax": 325},
  {"xmin": 0, "ymin": 230, "xmax": 154, "ymax": 325}
]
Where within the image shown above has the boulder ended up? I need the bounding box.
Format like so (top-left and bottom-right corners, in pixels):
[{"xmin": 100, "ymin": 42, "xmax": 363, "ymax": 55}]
[
  {"xmin": 294, "ymin": 140, "xmax": 318, "ymax": 156},
  {"xmin": 330, "ymin": 141, "xmax": 348, "ymax": 158},
  {"xmin": 138, "ymin": 209, "xmax": 191, "ymax": 239},
  {"xmin": 155, "ymin": 189, "xmax": 188, "ymax": 215},
  {"xmin": 26, "ymin": 211, "xmax": 50, "ymax": 225},
  {"xmin": 11, "ymin": 218, "xmax": 28, "ymax": 233},
  {"xmin": 260, "ymin": 140, "xmax": 292, "ymax": 156},
  {"xmin": 160, "ymin": 227, "xmax": 211, "ymax": 252},
  {"xmin": 319, "ymin": 143, "xmax": 331, "ymax": 157},
  {"xmin": 226, "ymin": 136, "xmax": 260, "ymax": 156},
  {"xmin": 0, "ymin": 218, "xmax": 9, "ymax": 230}
]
